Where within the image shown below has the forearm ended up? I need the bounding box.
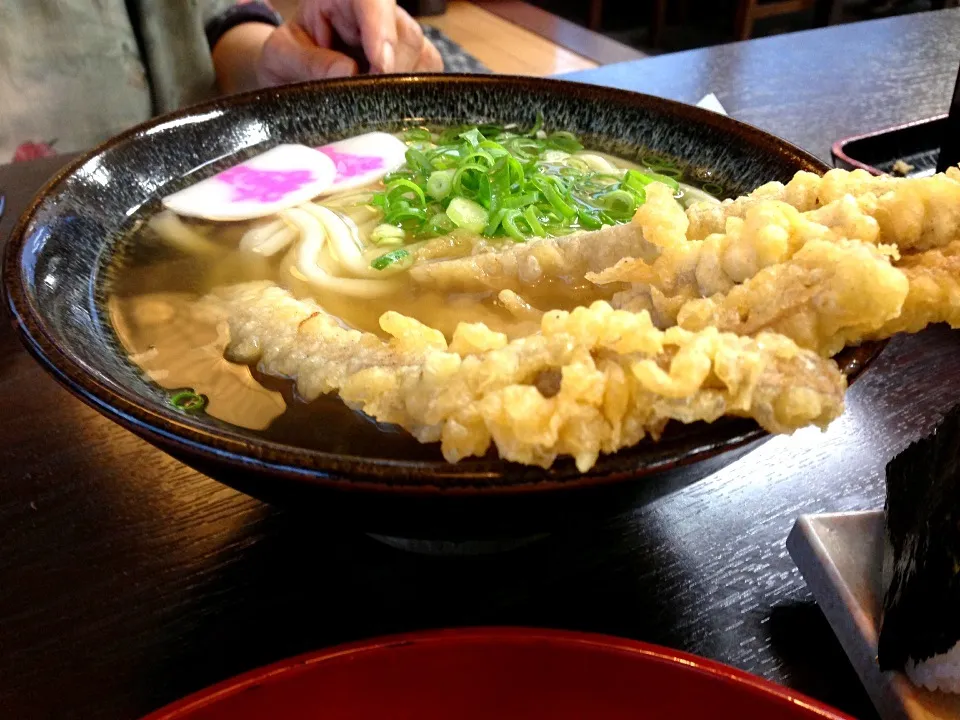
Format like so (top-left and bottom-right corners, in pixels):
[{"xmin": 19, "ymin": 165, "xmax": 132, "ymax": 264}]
[{"xmin": 211, "ymin": 22, "xmax": 276, "ymax": 95}]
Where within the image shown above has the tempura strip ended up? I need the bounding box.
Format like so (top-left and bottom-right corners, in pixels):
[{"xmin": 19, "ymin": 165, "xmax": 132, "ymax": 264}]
[
  {"xmin": 207, "ymin": 282, "xmax": 846, "ymax": 471},
  {"xmin": 866, "ymin": 241, "xmax": 960, "ymax": 338},
  {"xmin": 673, "ymin": 239, "xmax": 909, "ymax": 356},
  {"xmin": 686, "ymin": 167, "xmax": 960, "ymax": 251},
  {"xmin": 591, "ymin": 190, "xmax": 885, "ymax": 315},
  {"xmin": 408, "ymin": 215, "xmax": 652, "ymax": 296}
]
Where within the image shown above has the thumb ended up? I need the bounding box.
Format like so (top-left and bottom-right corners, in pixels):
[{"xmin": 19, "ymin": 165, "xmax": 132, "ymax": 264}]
[{"xmin": 258, "ymin": 24, "xmax": 359, "ymax": 86}]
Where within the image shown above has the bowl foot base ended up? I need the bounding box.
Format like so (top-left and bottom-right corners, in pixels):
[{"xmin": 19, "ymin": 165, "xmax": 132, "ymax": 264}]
[{"xmin": 366, "ymin": 533, "xmax": 550, "ymax": 555}]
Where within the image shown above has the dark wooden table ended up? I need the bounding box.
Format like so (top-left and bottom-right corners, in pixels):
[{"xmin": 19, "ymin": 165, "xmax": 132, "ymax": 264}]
[{"xmin": 3, "ymin": 9, "xmax": 960, "ymax": 719}]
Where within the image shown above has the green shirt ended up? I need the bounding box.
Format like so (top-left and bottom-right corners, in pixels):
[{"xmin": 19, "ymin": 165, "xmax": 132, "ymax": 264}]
[{"xmin": 0, "ymin": 0, "xmax": 236, "ymax": 160}]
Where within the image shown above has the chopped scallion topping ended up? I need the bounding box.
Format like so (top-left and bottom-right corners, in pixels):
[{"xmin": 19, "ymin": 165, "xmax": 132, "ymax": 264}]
[
  {"xmin": 369, "ymin": 118, "xmax": 689, "ymax": 244},
  {"xmin": 170, "ymin": 390, "xmax": 207, "ymax": 413},
  {"xmin": 371, "ymin": 224, "xmax": 406, "ymax": 246},
  {"xmin": 371, "ymin": 248, "xmax": 411, "ymax": 270},
  {"xmin": 446, "ymin": 197, "xmax": 489, "ymax": 234},
  {"xmin": 427, "ymin": 169, "xmax": 455, "ymax": 200}
]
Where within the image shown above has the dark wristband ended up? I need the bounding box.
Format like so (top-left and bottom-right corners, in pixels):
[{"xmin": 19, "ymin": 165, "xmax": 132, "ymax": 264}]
[{"xmin": 205, "ymin": 2, "xmax": 283, "ymax": 50}]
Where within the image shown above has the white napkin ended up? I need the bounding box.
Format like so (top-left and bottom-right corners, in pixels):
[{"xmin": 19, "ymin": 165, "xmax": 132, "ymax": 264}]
[{"xmin": 696, "ymin": 93, "xmax": 728, "ymax": 116}]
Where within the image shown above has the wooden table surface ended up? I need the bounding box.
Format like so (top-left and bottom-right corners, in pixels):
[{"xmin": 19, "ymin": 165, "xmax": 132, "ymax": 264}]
[
  {"xmin": 421, "ymin": 1, "xmax": 599, "ymax": 75},
  {"xmin": 273, "ymin": 0, "xmax": 603, "ymax": 75},
  {"xmin": 3, "ymin": 9, "xmax": 960, "ymax": 719}
]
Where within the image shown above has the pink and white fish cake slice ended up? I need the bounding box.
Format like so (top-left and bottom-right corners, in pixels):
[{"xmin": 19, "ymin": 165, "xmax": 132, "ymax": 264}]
[
  {"xmin": 161, "ymin": 133, "xmax": 408, "ymax": 222},
  {"xmin": 318, "ymin": 132, "xmax": 408, "ymax": 194},
  {"xmin": 162, "ymin": 144, "xmax": 337, "ymax": 222}
]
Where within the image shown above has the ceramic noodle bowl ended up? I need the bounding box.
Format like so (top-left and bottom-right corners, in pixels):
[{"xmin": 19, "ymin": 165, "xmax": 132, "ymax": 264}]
[{"xmin": 1, "ymin": 75, "xmax": 884, "ymax": 541}]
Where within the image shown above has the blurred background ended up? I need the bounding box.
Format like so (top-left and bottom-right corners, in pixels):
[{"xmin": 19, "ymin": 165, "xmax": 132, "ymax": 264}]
[
  {"xmin": 518, "ymin": 0, "xmax": 957, "ymax": 53},
  {"xmin": 274, "ymin": 0, "xmax": 957, "ymax": 74}
]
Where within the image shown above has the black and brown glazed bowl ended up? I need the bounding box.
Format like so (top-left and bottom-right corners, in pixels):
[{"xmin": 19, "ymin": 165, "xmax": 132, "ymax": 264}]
[{"xmin": 2, "ymin": 75, "xmax": 882, "ymax": 541}]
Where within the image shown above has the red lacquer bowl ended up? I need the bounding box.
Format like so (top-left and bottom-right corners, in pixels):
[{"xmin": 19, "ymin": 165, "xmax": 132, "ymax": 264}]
[{"xmin": 143, "ymin": 628, "xmax": 853, "ymax": 720}]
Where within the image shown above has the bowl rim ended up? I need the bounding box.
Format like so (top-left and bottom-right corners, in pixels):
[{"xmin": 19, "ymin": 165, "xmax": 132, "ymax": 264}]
[
  {"xmin": 3, "ymin": 73, "xmax": 871, "ymax": 494},
  {"xmin": 140, "ymin": 626, "xmax": 856, "ymax": 720}
]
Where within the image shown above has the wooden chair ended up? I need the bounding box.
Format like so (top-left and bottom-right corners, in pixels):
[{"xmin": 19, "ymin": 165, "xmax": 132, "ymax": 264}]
[
  {"xmin": 588, "ymin": 0, "xmax": 604, "ymax": 29},
  {"xmin": 733, "ymin": 0, "xmax": 817, "ymax": 40},
  {"xmin": 646, "ymin": 0, "xmax": 828, "ymax": 45}
]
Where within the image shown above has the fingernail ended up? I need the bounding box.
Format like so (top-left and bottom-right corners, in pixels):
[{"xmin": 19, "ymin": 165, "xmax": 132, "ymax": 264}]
[
  {"xmin": 329, "ymin": 59, "xmax": 355, "ymax": 78},
  {"xmin": 380, "ymin": 42, "xmax": 395, "ymax": 74}
]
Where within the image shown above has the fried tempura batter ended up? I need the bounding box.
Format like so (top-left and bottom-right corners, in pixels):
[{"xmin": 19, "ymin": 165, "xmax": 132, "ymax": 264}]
[
  {"xmin": 686, "ymin": 167, "xmax": 960, "ymax": 251},
  {"xmin": 207, "ymin": 282, "xmax": 846, "ymax": 471},
  {"xmin": 591, "ymin": 189, "xmax": 885, "ymax": 323},
  {"xmin": 409, "ymin": 213, "xmax": 652, "ymax": 297},
  {"xmin": 594, "ymin": 169, "xmax": 960, "ymax": 351},
  {"xmin": 675, "ymin": 240, "xmax": 908, "ymax": 356},
  {"xmin": 214, "ymin": 283, "xmax": 431, "ymax": 401},
  {"xmin": 867, "ymin": 241, "xmax": 960, "ymax": 338}
]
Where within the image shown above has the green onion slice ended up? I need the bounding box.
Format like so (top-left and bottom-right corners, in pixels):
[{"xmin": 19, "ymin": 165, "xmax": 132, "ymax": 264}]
[
  {"xmin": 527, "ymin": 111, "xmax": 545, "ymax": 137},
  {"xmin": 447, "ymin": 197, "xmax": 489, "ymax": 234},
  {"xmin": 546, "ymin": 131, "xmax": 583, "ymax": 153},
  {"xmin": 596, "ymin": 189, "xmax": 638, "ymax": 217},
  {"xmin": 647, "ymin": 166, "xmax": 684, "ymax": 181},
  {"xmin": 426, "ymin": 212, "xmax": 456, "ymax": 235},
  {"xmin": 459, "ymin": 128, "xmax": 484, "ymax": 148},
  {"xmin": 371, "ymin": 248, "xmax": 411, "ymax": 270},
  {"xmin": 371, "ymin": 224, "xmax": 406, "ymax": 246},
  {"xmin": 404, "ymin": 147, "xmax": 433, "ymax": 175},
  {"xmin": 386, "ymin": 178, "xmax": 426, "ymax": 206},
  {"xmin": 427, "ymin": 169, "xmax": 455, "ymax": 201},
  {"xmin": 403, "ymin": 127, "xmax": 433, "ymax": 142},
  {"xmin": 170, "ymin": 390, "xmax": 207, "ymax": 413},
  {"xmin": 501, "ymin": 210, "xmax": 527, "ymax": 242},
  {"xmin": 522, "ymin": 206, "xmax": 546, "ymax": 237}
]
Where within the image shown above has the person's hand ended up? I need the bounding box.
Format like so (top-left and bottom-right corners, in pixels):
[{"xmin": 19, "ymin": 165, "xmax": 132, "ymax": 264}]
[{"xmin": 257, "ymin": 0, "xmax": 443, "ymax": 85}]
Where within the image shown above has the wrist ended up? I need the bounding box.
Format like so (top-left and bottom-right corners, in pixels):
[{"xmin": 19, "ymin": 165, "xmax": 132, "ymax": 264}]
[
  {"xmin": 212, "ymin": 22, "xmax": 278, "ymax": 95},
  {"xmin": 206, "ymin": 1, "xmax": 282, "ymax": 52}
]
